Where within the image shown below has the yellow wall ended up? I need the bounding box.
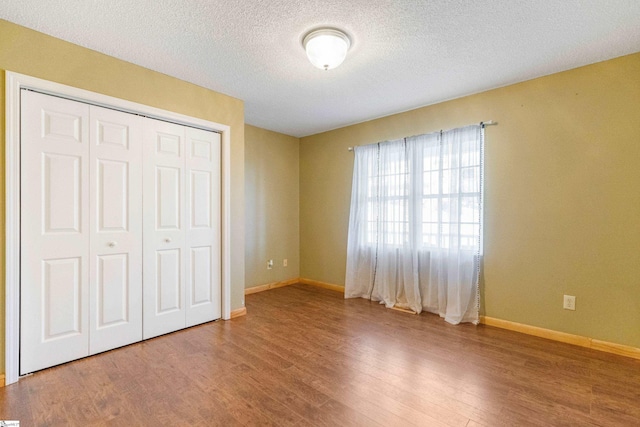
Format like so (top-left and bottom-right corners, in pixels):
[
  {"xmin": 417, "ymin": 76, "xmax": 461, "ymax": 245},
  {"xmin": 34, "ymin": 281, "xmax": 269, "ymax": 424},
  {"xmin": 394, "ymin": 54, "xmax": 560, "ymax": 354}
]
[
  {"xmin": 245, "ymin": 125, "xmax": 300, "ymax": 288},
  {"xmin": 0, "ymin": 20, "xmax": 246, "ymax": 372},
  {"xmin": 300, "ymin": 52, "xmax": 640, "ymax": 348}
]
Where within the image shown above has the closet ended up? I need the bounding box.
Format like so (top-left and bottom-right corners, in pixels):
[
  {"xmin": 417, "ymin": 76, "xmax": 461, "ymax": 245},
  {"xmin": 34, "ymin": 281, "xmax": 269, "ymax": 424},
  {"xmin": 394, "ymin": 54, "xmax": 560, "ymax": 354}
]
[{"xmin": 20, "ymin": 90, "xmax": 221, "ymax": 375}]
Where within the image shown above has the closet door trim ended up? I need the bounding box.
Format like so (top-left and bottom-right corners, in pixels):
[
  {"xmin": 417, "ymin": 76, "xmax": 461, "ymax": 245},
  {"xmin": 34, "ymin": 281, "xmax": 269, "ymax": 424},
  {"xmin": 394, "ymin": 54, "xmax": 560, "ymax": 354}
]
[{"xmin": 5, "ymin": 71, "xmax": 232, "ymax": 385}]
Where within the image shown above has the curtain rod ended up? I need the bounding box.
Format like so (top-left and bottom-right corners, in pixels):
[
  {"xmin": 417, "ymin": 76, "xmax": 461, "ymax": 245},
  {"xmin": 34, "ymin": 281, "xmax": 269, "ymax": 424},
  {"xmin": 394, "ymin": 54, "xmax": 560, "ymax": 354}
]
[{"xmin": 347, "ymin": 120, "xmax": 496, "ymax": 151}]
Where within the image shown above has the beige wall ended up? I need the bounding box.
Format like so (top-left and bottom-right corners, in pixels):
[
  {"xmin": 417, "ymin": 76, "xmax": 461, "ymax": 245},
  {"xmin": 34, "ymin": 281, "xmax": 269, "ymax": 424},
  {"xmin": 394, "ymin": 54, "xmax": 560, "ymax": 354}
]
[
  {"xmin": 245, "ymin": 125, "xmax": 300, "ymax": 289},
  {"xmin": 0, "ymin": 20, "xmax": 246, "ymax": 372},
  {"xmin": 300, "ymin": 52, "xmax": 640, "ymax": 349}
]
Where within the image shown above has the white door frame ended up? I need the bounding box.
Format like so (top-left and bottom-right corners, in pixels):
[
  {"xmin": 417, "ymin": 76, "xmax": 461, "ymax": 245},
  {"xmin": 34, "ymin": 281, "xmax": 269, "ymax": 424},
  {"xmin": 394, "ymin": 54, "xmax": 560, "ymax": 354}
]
[{"xmin": 5, "ymin": 71, "xmax": 233, "ymax": 385}]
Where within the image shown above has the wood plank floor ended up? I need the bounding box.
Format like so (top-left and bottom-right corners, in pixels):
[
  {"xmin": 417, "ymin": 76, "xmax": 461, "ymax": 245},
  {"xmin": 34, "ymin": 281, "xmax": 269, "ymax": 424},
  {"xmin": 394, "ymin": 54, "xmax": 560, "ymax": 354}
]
[{"xmin": 1, "ymin": 283, "xmax": 639, "ymax": 426}]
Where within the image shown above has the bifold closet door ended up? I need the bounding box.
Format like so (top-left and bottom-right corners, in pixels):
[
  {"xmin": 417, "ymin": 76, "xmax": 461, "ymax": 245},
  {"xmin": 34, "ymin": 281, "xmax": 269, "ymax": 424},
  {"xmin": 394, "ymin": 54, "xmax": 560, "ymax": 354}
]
[
  {"xmin": 88, "ymin": 105, "xmax": 143, "ymax": 354},
  {"xmin": 142, "ymin": 119, "xmax": 188, "ymax": 339},
  {"xmin": 20, "ymin": 91, "xmax": 144, "ymax": 374},
  {"xmin": 185, "ymin": 128, "xmax": 221, "ymax": 326},
  {"xmin": 20, "ymin": 90, "xmax": 91, "ymax": 374},
  {"xmin": 20, "ymin": 89, "xmax": 221, "ymax": 373},
  {"xmin": 142, "ymin": 120, "xmax": 222, "ymax": 338}
]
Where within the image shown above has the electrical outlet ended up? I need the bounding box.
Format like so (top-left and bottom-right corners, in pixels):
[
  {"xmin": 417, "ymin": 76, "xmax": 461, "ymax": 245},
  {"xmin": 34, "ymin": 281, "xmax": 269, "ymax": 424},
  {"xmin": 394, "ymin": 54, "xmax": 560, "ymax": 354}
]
[
  {"xmin": 563, "ymin": 295, "xmax": 576, "ymax": 311},
  {"xmin": 283, "ymin": 259, "xmax": 288, "ymax": 267},
  {"xmin": 267, "ymin": 259, "xmax": 273, "ymax": 270}
]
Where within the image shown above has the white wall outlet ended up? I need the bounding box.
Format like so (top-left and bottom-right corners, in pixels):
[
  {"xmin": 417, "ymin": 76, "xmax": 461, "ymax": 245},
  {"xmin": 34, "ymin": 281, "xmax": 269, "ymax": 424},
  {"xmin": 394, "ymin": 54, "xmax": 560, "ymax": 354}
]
[
  {"xmin": 267, "ymin": 259, "xmax": 273, "ymax": 270},
  {"xmin": 563, "ymin": 295, "xmax": 576, "ymax": 311},
  {"xmin": 283, "ymin": 259, "xmax": 288, "ymax": 267}
]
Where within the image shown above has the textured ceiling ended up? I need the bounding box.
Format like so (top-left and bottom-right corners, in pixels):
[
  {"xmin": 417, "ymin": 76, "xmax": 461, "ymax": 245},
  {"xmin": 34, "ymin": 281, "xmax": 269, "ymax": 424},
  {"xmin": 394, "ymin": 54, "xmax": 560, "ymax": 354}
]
[{"xmin": 2, "ymin": 1, "xmax": 640, "ymax": 137}]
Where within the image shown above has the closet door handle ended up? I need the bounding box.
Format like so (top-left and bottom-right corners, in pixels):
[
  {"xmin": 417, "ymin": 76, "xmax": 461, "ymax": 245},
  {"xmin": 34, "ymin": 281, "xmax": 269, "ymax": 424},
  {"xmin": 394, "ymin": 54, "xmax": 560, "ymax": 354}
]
[
  {"xmin": 107, "ymin": 241, "xmax": 117, "ymax": 248},
  {"xmin": 164, "ymin": 238, "xmax": 172, "ymax": 243}
]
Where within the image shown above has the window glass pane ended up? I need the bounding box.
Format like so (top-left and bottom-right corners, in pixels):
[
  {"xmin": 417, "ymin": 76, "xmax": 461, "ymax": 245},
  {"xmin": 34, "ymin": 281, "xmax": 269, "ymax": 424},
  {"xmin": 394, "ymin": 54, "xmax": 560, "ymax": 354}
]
[
  {"xmin": 423, "ymin": 171, "xmax": 439, "ymax": 195},
  {"xmin": 424, "ymin": 151, "xmax": 439, "ymax": 170},
  {"xmin": 440, "ymin": 223, "xmax": 452, "ymax": 248},
  {"xmin": 422, "ymin": 198, "xmax": 438, "ymax": 222},
  {"xmin": 461, "ymin": 139, "xmax": 476, "ymax": 167},
  {"xmin": 442, "ymin": 151, "xmax": 452, "ymax": 170},
  {"xmin": 367, "ymin": 200, "xmax": 375, "ymax": 215},
  {"xmin": 460, "ymin": 224, "xmax": 480, "ymax": 250},
  {"xmin": 460, "ymin": 196, "xmax": 479, "ymax": 223},
  {"xmin": 442, "ymin": 168, "xmax": 460, "ymax": 194},
  {"xmin": 441, "ymin": 197, "xmax": 451, "ymax": 223},
  {"xmin": 366, "ymin": 221, "xmax": 376, "ymax": 244},
  {"xmin": 461, "ymin": 166, "xmax": 479, "ymax": 193},
  {"xmin": 422, "ymin": 222, "xmax": 438, "ymax": 247}
]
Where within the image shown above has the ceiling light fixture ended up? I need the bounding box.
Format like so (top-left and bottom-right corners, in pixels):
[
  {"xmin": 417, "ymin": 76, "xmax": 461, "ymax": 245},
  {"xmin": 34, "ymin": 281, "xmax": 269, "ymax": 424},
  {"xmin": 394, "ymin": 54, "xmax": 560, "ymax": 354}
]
[{"xmin": 302, "ymin": 28, "xmax": 351, "ymax": 71}]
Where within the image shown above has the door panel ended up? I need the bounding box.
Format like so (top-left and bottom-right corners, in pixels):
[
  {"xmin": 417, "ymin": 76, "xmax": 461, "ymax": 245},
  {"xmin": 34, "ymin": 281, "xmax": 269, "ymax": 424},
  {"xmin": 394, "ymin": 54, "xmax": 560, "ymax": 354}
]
[
  {"xmin": 190, "ymin": 170, "xmax": 211, "ymax": 228},
  {"xmin": 96, "ymin": 119, "xmax": 130, "ymax": 149},
  {"xmin": 43, "ymin": 257, "xmax": 82, "ymax": 339},
  {"xmin": 20, "ymin": 90, "xmax": 90, "ymax": 374},
  {"xmin": 185, "ymin": 128, "xmax": 221, "ymax": 326},
  {"xmin": 97, "ymin": 159, "xmax": 129, "ymax": 231},
  {"xmin": 143, "ymin": 119, "xmax": 187, "ymax": 339},
  {"xmin": 190, "ymin": 246, "xmax": 212, "ymax": 306},
  {"xmin": 156, "ymin": 166, "xmax": 181, "ymax": 229},
  {"xmin": 89, "ymin": 105, "xmax": 143, "ymax": 355},
  {"xmin": 156, "ymin": 249, "xmax": 182, "ymax": 313},
  {"xmin": 96, "ymin": 254, "xmax": 129, "ymax": 327},
  {"xmin": 43, "ymin": 153, "xmax": 82, "ymax": 233},
  {"xmin": 157, "ymin": 133, "xmax": 181, "ymax": 156},
  {"xmin": 42, "ymin": 109, "xmax": 83, "ymax": 142}
]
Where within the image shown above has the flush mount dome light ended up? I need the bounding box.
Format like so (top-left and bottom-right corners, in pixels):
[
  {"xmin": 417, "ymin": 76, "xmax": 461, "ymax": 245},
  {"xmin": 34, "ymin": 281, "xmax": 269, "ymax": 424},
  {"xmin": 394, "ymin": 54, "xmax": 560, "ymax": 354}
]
[{"xmin": 303, "ymin": 28, "xmax": 351, "ymax": 70}]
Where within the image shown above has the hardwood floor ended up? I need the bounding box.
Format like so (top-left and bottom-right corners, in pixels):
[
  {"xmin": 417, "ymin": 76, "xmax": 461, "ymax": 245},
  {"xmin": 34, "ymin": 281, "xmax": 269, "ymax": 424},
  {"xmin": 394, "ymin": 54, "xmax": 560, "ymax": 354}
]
[{"xmin": 1, "ymin": 283, "xmax": 639, "ymax": 426}]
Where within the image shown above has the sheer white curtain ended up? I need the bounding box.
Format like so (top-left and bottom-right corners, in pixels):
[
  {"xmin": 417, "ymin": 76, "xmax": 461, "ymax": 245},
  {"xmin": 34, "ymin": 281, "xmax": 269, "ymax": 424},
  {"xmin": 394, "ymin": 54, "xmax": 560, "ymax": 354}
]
[{"xmin": 345, "ymin": 125, "xmax": 483, "ymax": 324}]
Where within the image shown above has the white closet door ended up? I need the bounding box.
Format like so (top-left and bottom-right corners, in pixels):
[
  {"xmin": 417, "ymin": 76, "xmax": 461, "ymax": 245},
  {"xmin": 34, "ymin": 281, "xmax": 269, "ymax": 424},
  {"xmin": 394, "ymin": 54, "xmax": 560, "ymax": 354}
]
[
  {"xmin": 89, "ymin": 106, "xmax": 143, "ymax": 354},
  {"xmin": 185, "ymin": 128, "xmax": 221, "ymax": 326},
  {"xmin": 142, "ymin": 118, "xmax": 187, "ymax": 339},
  {"xmin": 20, "ymin": 90, "xmax": 90, "ymax": 374}
]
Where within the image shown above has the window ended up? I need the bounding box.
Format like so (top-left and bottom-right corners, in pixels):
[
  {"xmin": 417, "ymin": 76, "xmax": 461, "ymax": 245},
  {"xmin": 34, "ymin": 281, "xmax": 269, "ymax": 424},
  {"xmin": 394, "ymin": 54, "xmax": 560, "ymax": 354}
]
[
  {"xmin": 345, "ymin": 124, "xmax": 484, "ymax": 324},
  {"xmin": 361, "ymin": 127, "xmax": 483, "ymax": 251}
]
